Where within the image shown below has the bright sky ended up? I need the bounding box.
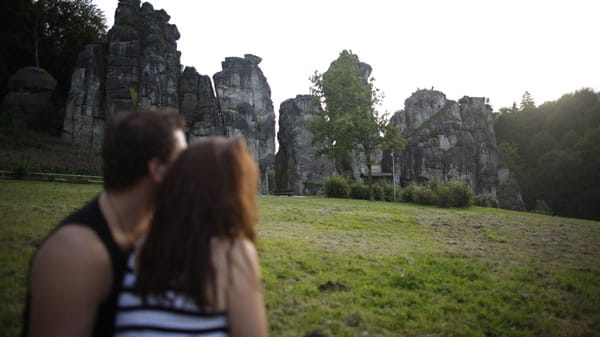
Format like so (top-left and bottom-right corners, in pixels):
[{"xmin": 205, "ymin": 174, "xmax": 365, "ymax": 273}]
[{"xmin": 94, "ymin": 0, "xmax": 599, "ymax": 115}]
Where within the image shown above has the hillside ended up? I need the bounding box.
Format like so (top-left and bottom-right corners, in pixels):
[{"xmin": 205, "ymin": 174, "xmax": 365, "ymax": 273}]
[{"xmin": 1, "ymin": 180, "xmax": 599, "ymax": 336}]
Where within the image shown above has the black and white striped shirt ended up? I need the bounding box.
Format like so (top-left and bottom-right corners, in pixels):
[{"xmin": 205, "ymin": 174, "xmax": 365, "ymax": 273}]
[{"xmin": 114, "ymin": 255, "xmax": 229, "ymax": 337}]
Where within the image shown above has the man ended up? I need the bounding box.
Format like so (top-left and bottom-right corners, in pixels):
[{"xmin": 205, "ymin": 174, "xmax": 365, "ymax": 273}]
[{"xmin": 21, "ymin": 108, "xmax": 187, "ymax": 337}]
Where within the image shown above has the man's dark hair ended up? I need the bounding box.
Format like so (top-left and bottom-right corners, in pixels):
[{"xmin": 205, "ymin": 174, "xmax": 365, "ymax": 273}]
[{"xmin": 102, "ymin": 108, "xmax": 185, "ymax": 191}]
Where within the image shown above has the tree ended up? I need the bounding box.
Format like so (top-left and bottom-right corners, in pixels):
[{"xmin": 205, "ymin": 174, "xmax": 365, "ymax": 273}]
[
  {"xmin": 308, "ymin": 50, "xmax": 403, "ymax": 200},
  {"xmin": 520, "ymin": 91, "xmax": 536, "ymax": 111},
  {"xmin": 34, "ymin": 0, "xmax": 107, "ymax": 103},
  {"xmin": 0, "ymin": 0, "xmax": 36, "ymax": 99}
]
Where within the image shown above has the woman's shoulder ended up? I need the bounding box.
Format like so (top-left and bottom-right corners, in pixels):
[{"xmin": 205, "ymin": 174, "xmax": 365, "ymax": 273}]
[{"xmin": 211, "ymin": 237, "xmax": 261, "ymax": 288}]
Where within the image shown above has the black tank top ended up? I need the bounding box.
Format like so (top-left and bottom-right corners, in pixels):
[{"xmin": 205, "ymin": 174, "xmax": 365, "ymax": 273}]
[{"xmin": 21, "ymin": 197, "xmax": 128, "ymax": 337}]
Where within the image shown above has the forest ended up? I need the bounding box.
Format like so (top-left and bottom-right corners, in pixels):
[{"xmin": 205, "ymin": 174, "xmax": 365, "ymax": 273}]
[{"xmin": 494, "ymin": 89, "xmax": 600, "ymax": 220}]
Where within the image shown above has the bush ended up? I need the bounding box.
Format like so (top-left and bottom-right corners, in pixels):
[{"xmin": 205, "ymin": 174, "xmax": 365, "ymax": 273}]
[
  {"xmin": 350, "ymin": 182, "xmax": 370, "ymax": 200},
  {"xmin": 379, "ymin": 182, "xmax": 395, "ymax": 202},
  {"xmin": 324, "ymin": 175, "xmax": 350, "ymax": 198},
  {"xmin": 372, "ymin": 183, "xmax": 384, "ymax": 201},
  {"xmin": 473, "ymin": 195, "xmax": 497, "ymax": 208},
  {"xmin": 413, "ymin": 185, "xmax": 436, "ymax": 205},
  {"xmin": 534, "ymin": 199, "xmax": 552, "ymax": 215},
  {"xmin": 400, "ymin": 184, "xmax": 416, "ymax": 202},
  {"xmin": 441, "ymin": 180, "xmax": 474, "ymax": 208}
]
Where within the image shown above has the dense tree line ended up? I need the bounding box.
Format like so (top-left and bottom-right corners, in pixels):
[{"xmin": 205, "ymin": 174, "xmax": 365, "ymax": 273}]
[
  {"xmin": 495, "ymin": 89, "xmax": 600, "ymax": 220},
  {"xmin": 1, "ymin": 0, "xmax": 106, "ymax": 133}
]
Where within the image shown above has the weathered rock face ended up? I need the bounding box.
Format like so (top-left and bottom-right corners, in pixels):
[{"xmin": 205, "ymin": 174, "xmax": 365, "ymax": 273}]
[
  {"xmin": 214, "ymin": 54, "xmax": 275, "ymax": 193},
  {"xmin": 138, "ymin": 2, "xmax": 180, "ymax": 109},
  {"xmin": 105, "ymin": 0, "xmax": 143, "ymax": 117},
  {"xmin": 390, "ymin": 89, "xmax": 525, "ymax": 210},
  {"xmin": 179, "ymin": 67, "xmax": 223, "ymax": 138},
  {"xmin": 1, "ymin": 67, "xmax": 57, "ymax": 130},
  {"xmin": 64, "ymin": 0, "xmax": 182, "ymax": 146},
  {"xmin": 62, "ymin": 44, "xmax": 105, "ymax": 147},
  {"xmin": 275, "ymin": 95, "xmax": 336, "ymax": 195},
  {"xmin": 105, "ymin": 0, "xmax": 180, "ymax": 116}
]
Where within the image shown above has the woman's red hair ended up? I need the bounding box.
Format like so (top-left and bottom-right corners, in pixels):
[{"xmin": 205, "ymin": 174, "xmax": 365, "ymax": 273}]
[{"xmin": 135, "ymin": 137, "xmax": 259, "ymax": 307}]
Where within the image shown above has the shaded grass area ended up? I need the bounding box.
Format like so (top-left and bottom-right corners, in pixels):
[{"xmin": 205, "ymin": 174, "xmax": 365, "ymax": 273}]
[
  {"xmin": 1, "ymin": 180, "xmax": 599, "ymax": 336},
  {"xmin": 0, "ymin": 127, "xmax": 102, "ymax": 175}
]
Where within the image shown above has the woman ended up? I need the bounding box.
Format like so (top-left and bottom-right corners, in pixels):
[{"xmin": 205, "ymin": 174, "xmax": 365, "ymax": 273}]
[{"xmin": 113, "ymin": 137, "xmax": 268, "ymax": 337}]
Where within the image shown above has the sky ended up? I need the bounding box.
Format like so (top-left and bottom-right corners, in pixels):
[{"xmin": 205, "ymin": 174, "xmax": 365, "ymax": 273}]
[{"xmin": 94, "ymin": 0, "xmax": 599, "ymax": 115}]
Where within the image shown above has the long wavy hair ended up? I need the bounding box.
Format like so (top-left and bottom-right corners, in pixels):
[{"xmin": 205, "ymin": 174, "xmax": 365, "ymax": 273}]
[{"xmin": 135, "ymin": 137, "xmax": 259, "ymax": 307}]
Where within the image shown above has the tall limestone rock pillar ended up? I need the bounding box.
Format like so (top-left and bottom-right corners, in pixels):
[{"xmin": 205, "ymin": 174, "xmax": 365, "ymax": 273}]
[
  {"xmin": 213, "ymin": 54, "xmax": 275, "ymax": 194},
  {"xmin": 179, "ymin": 66, "xmax": 223, "ymax": 138},
  {"xmin": 105, "ymin": 0, "xmax": 143, "ymax": 118},
  {"xmin": 138, "ymin": 2, "xmax": 180, "ymax": 109},
  {"xmin": 391, "ymin": 89, "xmax": 525, "ymax": 210},
  {"xmin": 62, "ymin": 44, "xmax": 105, "ymax": 147},
  {"xmin": 275, "ymin": 95, "xmax": 335, "ymax": 195},
  {"xmin": 63, "ymin": 0, "xmax": 182, "ymax": 147}
]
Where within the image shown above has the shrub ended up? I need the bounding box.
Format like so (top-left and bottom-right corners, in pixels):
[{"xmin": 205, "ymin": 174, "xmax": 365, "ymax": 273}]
[
  {"xmin": 324, "ymin": 175, "xmax": 350, "ymax": 198},
  {"xmin": 379, "ymin": 182, "xmax": 395, "ymax": 202},
  {"xmin": 413, "ymin": 185, "xmax": 436, "ymax": 205},
  {"xmin": 442, "ymin": 180, "xmax": 474, "ymax": 208},
  {"xmin": 400, "ymin": 184, "xmax": 416, "ymax": 202},
  {"xmin": 350, "ymin": 182, "xmax": 370, "ymax": 200},
  {"xmin": 473, "ymin": 195, "xmax": 497, "ymax": 208},
  {"xmin": 372, "ymin": 183, "xmax": 385, "ymax": 201},
  {"xmin": 534, "ymin": 199, "xmax": 552, "ymax": 215}
]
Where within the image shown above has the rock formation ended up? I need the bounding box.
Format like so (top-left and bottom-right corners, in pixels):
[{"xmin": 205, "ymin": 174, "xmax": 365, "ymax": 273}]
[
  {"xmin": 275, "ymin": 95, "xmax": 336, "ymax": 195},
  {"xmin": 1, "ymin": 67, "xmax": 57, "ymax": 130},
  {"xmin": 62, "ymin": 44, "xmax": 105, "ymax": 147},
  {"xmin": 213, "ymin": 54, "xmax": 275, "ymax": 193},
  {"xmin": 390, "ymin": 89, "xmax": 525, "ymax": 210},
  {"xmin": 179, "ymin": 66, "xmax": 223, "ymax": 138},
  {"xmin": 63, "ymin": 0, "xmax": 182, "ymax": 146},
  {"xmin": 62, "ymin": 2, "xmax": 277, "ymax": 194}
]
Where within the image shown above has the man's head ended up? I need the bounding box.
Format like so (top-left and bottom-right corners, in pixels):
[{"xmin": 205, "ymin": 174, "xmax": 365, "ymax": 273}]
[{"xmin": 102, "ymin": 108, "xmax": 187, "ymax": 192}]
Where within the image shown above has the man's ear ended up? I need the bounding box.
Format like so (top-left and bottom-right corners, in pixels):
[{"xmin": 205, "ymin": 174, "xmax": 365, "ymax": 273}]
[{"xmin": 147, "ymin": 158, "xmax": 167, "ymax": 183}]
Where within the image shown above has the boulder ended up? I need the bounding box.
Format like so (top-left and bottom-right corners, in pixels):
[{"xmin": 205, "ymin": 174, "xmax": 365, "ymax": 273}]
[{"xmin": 1, "ymin": 67, "xmax": 57, "ymax": 130}]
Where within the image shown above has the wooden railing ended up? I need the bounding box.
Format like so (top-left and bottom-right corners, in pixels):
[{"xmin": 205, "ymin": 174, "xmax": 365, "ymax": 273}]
[{"xmin": 0, "ymin": 170, "xmax": 103, "ymax": 184}]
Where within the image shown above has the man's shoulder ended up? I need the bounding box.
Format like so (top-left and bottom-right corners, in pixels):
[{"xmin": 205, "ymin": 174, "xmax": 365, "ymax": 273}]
[{"xmin": 35, "ymin": 224, "xmax": 111, "ymax": 270}]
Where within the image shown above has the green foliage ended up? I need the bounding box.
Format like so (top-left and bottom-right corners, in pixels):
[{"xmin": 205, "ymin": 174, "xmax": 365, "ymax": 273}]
[
  {"xmin": 400, "ymin": 184, "xmax": 416, "ymax": 202},
  {"xmin": 534, "ymin": 200, "xmax": 552, "ymax": 215},
  {"xmin": 378, "ymin": 182, "xmax": 395, "ymax": 202},
  {"xmin": 413, "ymin": 184, "xmax": 436, "ymax": 205},
  {"xmin": 324, "ymin": 175, "xmax": 350, "ymax": 198},
  {"xmin": 1, "ymin": 0, "xmax": 107, "ymax": 134},
  {"xmin": 494, "ymin": 88, "xmax": 600, "ymax": 220},
  {"xmin": 435, "ymin": 180, "xmax": 474, "ymax": 208},
  {"xmin": 349, "ymin": 182, "xmax": 370, "ymax": 200},
  {"xmin": 308, "ymin": 50, "xmax": 404, "ymax": 198},
  {"xmin": 473, "ymin": 195, "xmax": 497, "ymax": 208}
]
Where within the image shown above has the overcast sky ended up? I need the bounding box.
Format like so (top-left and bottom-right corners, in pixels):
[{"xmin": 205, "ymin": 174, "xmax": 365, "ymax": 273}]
[{"xmin": 94, "ymin": 0, "xmax": 599, "ymax": 115}]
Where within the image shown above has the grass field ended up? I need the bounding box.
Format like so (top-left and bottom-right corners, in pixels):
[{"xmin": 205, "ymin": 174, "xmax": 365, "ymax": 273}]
[{"xmin": 1, "ymin": 180, "xmax": 599, "ymax": 337}]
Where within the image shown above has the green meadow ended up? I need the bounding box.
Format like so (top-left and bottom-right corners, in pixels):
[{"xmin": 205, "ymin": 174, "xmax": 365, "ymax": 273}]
[{"xmin": 1, "ymin": 180, "xmax": 599, "ymax": 337}]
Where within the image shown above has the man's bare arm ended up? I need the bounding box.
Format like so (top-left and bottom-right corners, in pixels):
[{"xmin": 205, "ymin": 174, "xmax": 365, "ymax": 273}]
[{"xmin": 28, "ymin": 225, "xmax": 112, "ymax": 337}]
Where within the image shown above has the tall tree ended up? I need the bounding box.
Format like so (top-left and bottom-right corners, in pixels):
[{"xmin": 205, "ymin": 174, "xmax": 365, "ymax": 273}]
[
  {"xmin": 520, "ymin": 91, "xmax": 536, "ymax": 111},
  {"xmin": 34, "ymin": 0, "xmax": 107, "ymax": 103},
  {"xmin": 308, "ymin": 50, "xmax": 403, "ymax": 200}
]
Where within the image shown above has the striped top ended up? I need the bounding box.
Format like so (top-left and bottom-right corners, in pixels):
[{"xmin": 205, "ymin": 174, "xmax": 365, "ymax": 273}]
[{"xmin": 114, "ymin": 255, "xmax": 229, "ymax": 337}]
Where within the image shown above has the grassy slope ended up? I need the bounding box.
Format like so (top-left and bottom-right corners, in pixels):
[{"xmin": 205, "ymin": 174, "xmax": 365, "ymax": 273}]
[{"xmin": 1, "ymin": 180, "xmax": 599, "ymax": 337}]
